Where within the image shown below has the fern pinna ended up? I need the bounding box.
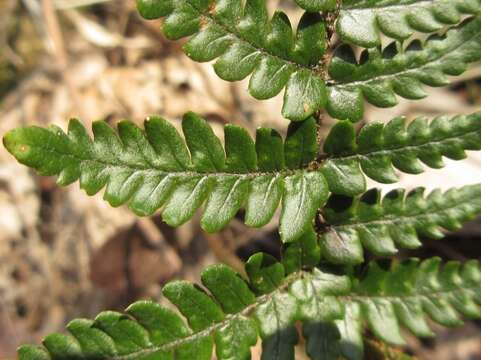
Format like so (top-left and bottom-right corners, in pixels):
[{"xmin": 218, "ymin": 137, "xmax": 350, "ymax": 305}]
[{"xmin": 3, "ymin": 0, "xmax": 481, "ymax": 359}]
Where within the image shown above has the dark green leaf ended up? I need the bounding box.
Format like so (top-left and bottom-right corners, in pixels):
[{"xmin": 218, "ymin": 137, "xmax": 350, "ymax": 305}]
[
  {"xmin": 323, "ymin": 112, "xmax": 481, "ymax": 185},
  {"xmin": 4, "ymin": 113, "xmax": 335, "ymax": 243},
  {"xmin": 282, "ymin": 226, "xmax": 321, "ymax": 274},
  {"xmin": 246, "ymin": 253, "xmax": 285, "ymax": 294},
  {"xmin": 328, "ymin": 17, "xmax": 481, "ymax": 121},
  {"xmin": 295, "ymin": 0, "xmax": 336, "ymax": 12},
  {"xmin": 321, "ymin": 184, "xmax": 481, "ymax": 264},
  {"xmin": 336, "ymin": 0, "xmax": 481, "ymax": 47},
  {"xmin": 17, "ymin": 257, "xmax": 481, "ymax": 360},
  {"xmin": 136, "ymin": 0, "xmax": 328, "ymax": 121},
  {"xmin": 280, "ymin": 171, "xmax": 329, "ymax": 243}
]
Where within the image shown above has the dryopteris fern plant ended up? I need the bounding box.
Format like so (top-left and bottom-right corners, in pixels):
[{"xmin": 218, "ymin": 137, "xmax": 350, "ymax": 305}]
[{"xmin": 3, "ymin": 0, "xmax": 481, "ymax": 359}]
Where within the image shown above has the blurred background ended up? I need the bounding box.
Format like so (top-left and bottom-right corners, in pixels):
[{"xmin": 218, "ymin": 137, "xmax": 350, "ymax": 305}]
[{"xmin": 0, "ymin": 1, "xmax": 480, "ymax": 359}]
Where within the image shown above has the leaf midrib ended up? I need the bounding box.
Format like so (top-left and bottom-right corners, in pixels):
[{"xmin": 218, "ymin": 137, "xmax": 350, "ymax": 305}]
[
  {"xmin": 348, "ymin": 287, "xmax": 479, "ymax": 302},
  {"xmin": 24, "ymin": 125, "xmax": 481, "ymax": 188},
  {"xmin": 26, "ymin": 140, "xmax": 302, "ymax": 178},
  {"xmin": 342, "ymin": 0, "xmax": 434, "ymax": 11},
  {"xmin": 330, "ymin": 188, "xmax": 481, "ymax": 230},
  {"xmin": 328, "ymin": 126, "xmax": 481, "ymax": 163}
]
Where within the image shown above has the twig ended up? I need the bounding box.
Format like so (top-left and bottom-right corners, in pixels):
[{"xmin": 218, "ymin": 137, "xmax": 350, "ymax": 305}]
[
  {"xmin": 204, "ymin": 232, "xmax": 247, "ymax": 277},
  {"xmin": 54, "ymin": 0, "xmax": 112, "ymax": 9},
  {"xmin": 0, "ymin": 0, "xmax": 24, "ymax": 67},
  {"xmin": 41, "ymin": 0, "xmax": 87, "ymax": 119}
]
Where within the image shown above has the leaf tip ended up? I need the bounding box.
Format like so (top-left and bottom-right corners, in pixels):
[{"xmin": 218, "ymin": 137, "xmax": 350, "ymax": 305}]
[
  {"xmin": 136, "ymin": 0, "xmax": 168, "ymax": 20},
  {"xmin": 3, "ymin": 129, "xmax": 31, "ymax": 161}
]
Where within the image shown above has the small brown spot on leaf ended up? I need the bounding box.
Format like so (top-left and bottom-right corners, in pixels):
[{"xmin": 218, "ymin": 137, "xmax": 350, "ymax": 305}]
[
  {"xmin": 303, "ymin": 103, "xmax": 310, "ymax": 113},
  {"xmin": 19, "ymin": 145, "xmax": 29, "ymax": 153}
]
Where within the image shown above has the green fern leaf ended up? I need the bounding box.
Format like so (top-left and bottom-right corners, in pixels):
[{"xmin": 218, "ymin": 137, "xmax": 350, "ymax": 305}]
[
  {"xmin": 137, "ymin": 0, "xmax": 481, "ymax": 122},
  {"xmin": 16, "ymin": 255, "xmax": 349, "ymax": 360},
  {"xmin": 323, "ymin": 112, "xmax": 481, "ymax": 193},
  {"xmin": 136, "ymin": 0, "xmax": 328, "ymax": 122},
  {"xmin": 282, "ymin": 225, "xmax": 321, "ymax": 275},
  {"xmin": 294, "ymin": 0, "xmax": 337, "ymax": 12},
  {"xmin": 336, "ymin": 0, "xmax": 481, "ymax": 48},
  {"xmin": 294, "ymin": 0, "xmax": 481, "ymax": 49},
  {"xmin": 3, "ymin": 113, "xmax": 330, "ymax": 243},
  {"xmin": 327, "ymin": 16, "xmax": 481, "ymax": 121},
  {"xmin": 342, "ymin": 257, "xmax": 481, "ymax": 357},
  {"xmin": 320, "ymin": 184, "xmax": 481, "ymax": 264},
  {"xmin": 335, "ymin": 303, "xmax": 364, "ymax": 360},
  {"xmin": 4, "ymin": 112, "xmax": 480, "ymax": 241},
  {"xmin": 17, "ymin": 256, "xmax": 481, "ymax": 360}
]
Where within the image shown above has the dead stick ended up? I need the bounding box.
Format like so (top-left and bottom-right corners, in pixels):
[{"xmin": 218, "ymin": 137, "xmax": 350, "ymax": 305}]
[{"xmin": 41, "ymin": 0, "xmax": 86, "ymax": 119}]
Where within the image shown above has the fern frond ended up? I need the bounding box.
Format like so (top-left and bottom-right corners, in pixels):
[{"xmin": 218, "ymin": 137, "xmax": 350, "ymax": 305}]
[
  {"xmin": 17, "ymin": 253, "xmax": 347, "ymax": 360},
  {"xmin": 336, "ymin": 0, "xmax": 481, "ymax": 48},
  {"xmin": 137, "ymin": 0, "xmax": 481, "ymax": 122},
  {"xmin": 17, "ymin": 256, "xmax": 481, "ymax": 360},
  {"xmin": 293, "ymin": 0, "xmax": 481, "ymax": 49},
  {"xmin": 320, "ymin": 184, "xmax": 481, "ymax": 264},
  {"xmin": 4, "ymin": 112, "xmax": 480, "ymax": 241},
  {"xmin": 336, "ymin": 257, "xmax": 481, "ymax": 359},
  {"xmin": 327, "ymin": 16, "xmax": 481, "ymax": 121},
  {"xmin": 136, "ymin": 0, "xmax": 328, "ymax": 122},
  {"xmin": 322, "ymin": 112, "xmax": 481, "ymax": 194},
  {"xmin": 3, "ymin": 113, "xmax": 328, "ymax": 243}
]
